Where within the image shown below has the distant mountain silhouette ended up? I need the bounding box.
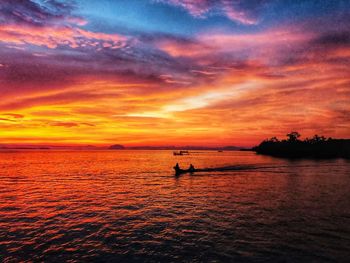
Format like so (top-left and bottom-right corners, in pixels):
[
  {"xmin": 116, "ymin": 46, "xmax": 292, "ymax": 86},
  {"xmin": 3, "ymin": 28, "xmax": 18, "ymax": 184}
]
[
  {"xmin": 0, "ymin": 144, "xmax": 105, "ymax": 150},
  {"xmin": 0, "ymin": 144, "xmax": 244, "ymax": 151},
  {"xmin": 109, "ymin": 144, "xmax": 125, "ymax": 150},
  {"xmin": 253, "ymin": 132, "xmax": 350, "ymax": 159},
  {"xmin": 222, "ymin": 146, "xmax": 241, "ymax": 151},
  {"xmin": 125, "ymin": 145, "xmax": 242, "ymax": 151}
]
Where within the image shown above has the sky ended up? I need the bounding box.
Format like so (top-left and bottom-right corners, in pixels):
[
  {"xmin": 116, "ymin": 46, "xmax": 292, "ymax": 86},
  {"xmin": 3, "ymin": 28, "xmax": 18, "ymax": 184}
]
[{"xmin": 0, "ymin": 0, "xmax": 349, "ymax": 147}]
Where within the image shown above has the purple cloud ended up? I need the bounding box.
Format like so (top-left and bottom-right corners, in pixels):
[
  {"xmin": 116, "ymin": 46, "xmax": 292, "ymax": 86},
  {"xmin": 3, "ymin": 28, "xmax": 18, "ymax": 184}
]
[{"xmin": 155, "ymin": 0, "xmax": 269, "ymax": 24}]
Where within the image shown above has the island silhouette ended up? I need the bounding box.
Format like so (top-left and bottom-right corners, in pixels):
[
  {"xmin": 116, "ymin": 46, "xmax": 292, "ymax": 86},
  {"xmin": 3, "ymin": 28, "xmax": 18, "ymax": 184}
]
[{"xmin": 253, "ymin": 132, "xmax": 350, "ymax": 159}]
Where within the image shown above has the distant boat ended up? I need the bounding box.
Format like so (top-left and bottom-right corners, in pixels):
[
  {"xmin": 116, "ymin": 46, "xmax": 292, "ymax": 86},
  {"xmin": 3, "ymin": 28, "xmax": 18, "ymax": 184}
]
[
  {"xmin": 218, "ymin": 150, "xmax": 223, "ymax": 152},
  {"xmin": 173, "ymin": 150, "xmax": 190, "ymax": 156}
]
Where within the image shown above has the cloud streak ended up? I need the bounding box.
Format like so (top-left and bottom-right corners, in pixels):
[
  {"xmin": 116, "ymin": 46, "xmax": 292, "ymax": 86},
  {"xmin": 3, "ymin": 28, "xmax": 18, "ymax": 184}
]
[{"xmin": 155, "ymin": 0, "xmax": 267, "ymax": 24}]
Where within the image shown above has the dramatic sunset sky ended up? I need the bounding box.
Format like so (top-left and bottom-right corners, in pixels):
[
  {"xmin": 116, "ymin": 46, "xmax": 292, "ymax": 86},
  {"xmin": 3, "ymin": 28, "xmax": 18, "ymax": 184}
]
[{"xmin": 0, "ymin": 0, "xmax": 349, "ymax": 146}]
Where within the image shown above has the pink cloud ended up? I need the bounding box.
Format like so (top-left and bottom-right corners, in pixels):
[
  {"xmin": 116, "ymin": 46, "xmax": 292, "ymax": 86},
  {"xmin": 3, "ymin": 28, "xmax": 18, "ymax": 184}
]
[
  {"xmin": 157, "ymin": 26, "xmax": 314, "ymax": 67},
  {"xmin": 157, "ymin": 0, "xmax": 211, "ymax": 17},
  {"xmin": 221, "ymin": 0, "xmax": 258, "ymax": 25},
  {"xmin": 156, "ymin": 0, "xmax": 260, "ymax": 25},
  {"xmin": 0, "ymin": 24, "xmax": 126, "ymax": 49}
]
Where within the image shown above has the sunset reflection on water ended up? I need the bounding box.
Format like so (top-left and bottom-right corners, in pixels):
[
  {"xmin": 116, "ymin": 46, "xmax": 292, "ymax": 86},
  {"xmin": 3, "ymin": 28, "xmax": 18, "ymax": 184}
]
[{"xmin": 1, "ymin": 151, "xmax": 350, "ymax": 262}]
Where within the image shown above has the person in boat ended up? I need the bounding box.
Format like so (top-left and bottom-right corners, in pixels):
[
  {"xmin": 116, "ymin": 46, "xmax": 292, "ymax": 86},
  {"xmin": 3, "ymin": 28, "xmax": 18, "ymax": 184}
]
[
  {"xmin": 174, "ymin": 163, "xmax": 180, "ymax": 174},
  {"xmin": 189, "ymin": 164, "xmax": 195, "ymax": 173}
]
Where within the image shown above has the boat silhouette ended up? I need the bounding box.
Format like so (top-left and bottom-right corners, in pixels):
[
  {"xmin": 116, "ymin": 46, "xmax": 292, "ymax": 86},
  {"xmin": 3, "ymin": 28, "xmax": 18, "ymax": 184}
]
[
  {"xmin": 173, "ymin": 150, "xmax": 190, "ymax": 156},
  {"xmin": 173, "ymin": 164, "xmax": 256, "ymax": 176}
]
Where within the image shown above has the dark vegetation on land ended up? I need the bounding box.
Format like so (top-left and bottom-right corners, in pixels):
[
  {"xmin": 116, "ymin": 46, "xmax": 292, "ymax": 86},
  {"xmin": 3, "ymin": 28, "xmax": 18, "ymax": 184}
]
[{"xmin": 253, "ymin": 132, "xmax": 350, "ymax": 159}]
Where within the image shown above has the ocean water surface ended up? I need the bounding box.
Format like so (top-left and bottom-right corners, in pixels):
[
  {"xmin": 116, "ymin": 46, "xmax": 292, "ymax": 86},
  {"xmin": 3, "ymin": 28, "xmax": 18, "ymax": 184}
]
[{"xmin": 0, "ymin": 150, "xmax": 350, "ymax": 262}]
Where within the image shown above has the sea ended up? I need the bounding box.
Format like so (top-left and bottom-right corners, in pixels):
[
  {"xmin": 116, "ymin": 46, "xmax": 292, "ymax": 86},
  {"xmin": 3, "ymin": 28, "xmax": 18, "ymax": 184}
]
[{"xmin": 0, "ymin": 150, "xmax": 349, "ymax": 262}]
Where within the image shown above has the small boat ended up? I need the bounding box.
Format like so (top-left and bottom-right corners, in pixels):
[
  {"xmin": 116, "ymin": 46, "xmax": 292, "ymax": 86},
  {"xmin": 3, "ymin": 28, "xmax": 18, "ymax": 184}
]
[
  {"xmin": 174, "ymin": 164, "xmax": 196, "ymax": 176},
  {"xmin": 173, "ymin": 164, "xmax": 256, "ymax": 176},
  {"xmin": 173, "ymin": 151, "xmax": 183, "ymax": 156},
  {"xmin": 174, "ymin": 168, "xmax": 196, "ymax": 176}
]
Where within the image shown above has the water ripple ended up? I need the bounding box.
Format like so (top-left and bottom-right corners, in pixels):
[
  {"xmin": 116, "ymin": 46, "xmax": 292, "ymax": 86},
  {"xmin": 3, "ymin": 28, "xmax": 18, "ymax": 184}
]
[{"xmin": 0, "ymin": 151, "xmax": 350, "ymax": 262}]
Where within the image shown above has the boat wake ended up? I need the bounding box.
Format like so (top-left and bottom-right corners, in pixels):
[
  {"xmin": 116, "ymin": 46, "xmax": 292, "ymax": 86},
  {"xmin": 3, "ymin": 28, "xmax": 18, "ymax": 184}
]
[
  {"xmin": 174, "ymin": 163, "xmax": 344, "ymax": 176},
  {"xmin": 174, "ymin": 165, "xmax": 257, "ymax": 176},
  {"xmin": 195, "ymin": 165, "xmax": 257, "ymax": 173}
]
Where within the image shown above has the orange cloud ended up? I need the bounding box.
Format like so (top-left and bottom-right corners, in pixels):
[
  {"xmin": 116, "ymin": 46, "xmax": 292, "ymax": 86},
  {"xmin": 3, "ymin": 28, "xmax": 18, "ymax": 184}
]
[
  {"xmin": 1, "ymin": 44, "xmax": 349, "ymax": 147},
  {"xmin": 157, "ymin": 38, "xmax": 213, "ymax": 58}
]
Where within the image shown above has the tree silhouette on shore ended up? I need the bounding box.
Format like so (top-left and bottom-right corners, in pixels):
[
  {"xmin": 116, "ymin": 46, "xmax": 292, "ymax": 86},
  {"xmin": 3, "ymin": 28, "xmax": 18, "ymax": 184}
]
[
  {"xmin": 253, "ymin": 132, "xmax": 350, "ymax": 159},
  {"xmin": 286, "ymin": 131, "xmax": 300, "ymax": 142}
]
